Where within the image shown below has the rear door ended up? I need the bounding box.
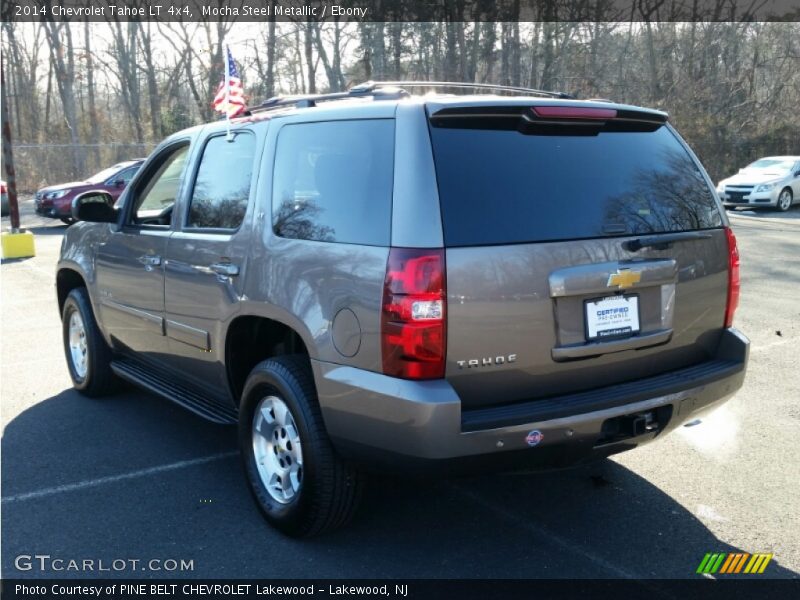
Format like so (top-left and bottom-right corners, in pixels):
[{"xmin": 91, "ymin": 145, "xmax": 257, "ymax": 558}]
[
  {"xmin": 427, "ymin": 103, "xmax": 729, "ymax": 409},
  {"xmin": 163, "ymin": 129, "xmax": 260, "ymax": 398}
]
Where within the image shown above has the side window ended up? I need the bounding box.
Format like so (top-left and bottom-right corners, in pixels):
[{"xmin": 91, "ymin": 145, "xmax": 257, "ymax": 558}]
[
  {"xmin": 272, "ymin": 119, "xmax": 394, "ymax": 246},
  {"xmin": 130, "ymin": 145, "xmax": 189, "ymax": 226},
  {"xmin": 117, "ymin": 166, "xmax": 139, "ymax": 184},
  {"xmin": 187, "ymin": 132, "xmax": 256, "ymax": 230}
]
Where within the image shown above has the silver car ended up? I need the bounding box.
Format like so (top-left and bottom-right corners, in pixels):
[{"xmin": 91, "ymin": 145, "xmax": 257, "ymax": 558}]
[{"xmin": 717, "ymin": 156, "xmax": 800, "ymax": 211}]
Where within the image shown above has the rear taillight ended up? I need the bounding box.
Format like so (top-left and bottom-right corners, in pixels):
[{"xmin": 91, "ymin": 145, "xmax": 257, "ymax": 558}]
[
  {"xmin": 724, "ymin": 227, "xmax": 740, "ymax": 328},
  {"xmin": 0, "ymin": 183, "xmax": 6, "ymax": 193},
  {"xmin": 381, "ymin": 248, "xmax": 446, "ymax": 380}
]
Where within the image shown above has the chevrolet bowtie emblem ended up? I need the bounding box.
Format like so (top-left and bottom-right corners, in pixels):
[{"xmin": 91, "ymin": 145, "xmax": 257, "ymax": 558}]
[{"xmin": 607, "ymin": 269, "xmax": 641, "ymax": 289}]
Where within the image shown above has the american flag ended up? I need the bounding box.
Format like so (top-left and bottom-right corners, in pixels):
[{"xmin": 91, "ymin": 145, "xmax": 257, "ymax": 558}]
[{"xmin": 212, "ymin": 47, "xmax": 246, "ymax": 118}]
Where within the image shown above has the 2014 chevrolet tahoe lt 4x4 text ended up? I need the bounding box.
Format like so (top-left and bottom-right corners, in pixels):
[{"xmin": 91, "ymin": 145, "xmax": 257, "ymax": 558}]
[{"xmin": 56, "ymin": 82, "xmax": 748, "ymax": 537}]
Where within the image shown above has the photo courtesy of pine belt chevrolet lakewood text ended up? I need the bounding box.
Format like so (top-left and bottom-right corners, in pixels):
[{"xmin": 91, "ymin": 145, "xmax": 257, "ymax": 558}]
[{"xmin": 55, "ymin": 81, "xmax": 748, "ymax": 537}]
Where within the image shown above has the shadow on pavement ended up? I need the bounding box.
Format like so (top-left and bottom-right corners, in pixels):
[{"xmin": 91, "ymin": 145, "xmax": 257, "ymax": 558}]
[
  {"xmin": 26, "ymin": 224, "xmax": 70, "ymax": 236},
  {"xmin": 2, "ymin": 386, "xmax": 797, "ymax": 580}
]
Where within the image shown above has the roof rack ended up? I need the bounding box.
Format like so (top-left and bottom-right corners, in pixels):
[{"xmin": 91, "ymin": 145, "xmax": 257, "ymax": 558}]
[{"xmin": 246, "ymin": 80, "xmax": 574, "ymax": 115}]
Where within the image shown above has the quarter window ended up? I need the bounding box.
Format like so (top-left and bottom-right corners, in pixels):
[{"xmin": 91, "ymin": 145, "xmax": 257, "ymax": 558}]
[
  {"xmin": 271, "ymin": 120, "xmax": 394, "ymax": 246},
  {"xmin": 187, "ymin": 132, "xmax": 256, "ymax": 230}
]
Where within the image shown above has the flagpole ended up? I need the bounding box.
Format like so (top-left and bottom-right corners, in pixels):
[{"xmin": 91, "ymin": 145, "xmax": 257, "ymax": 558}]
[{"xmin": 225, "ymin": 45, "xmax": 233, "ymax": 142}]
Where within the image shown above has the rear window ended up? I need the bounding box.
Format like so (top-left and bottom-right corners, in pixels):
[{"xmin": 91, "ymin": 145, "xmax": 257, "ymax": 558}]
[{"xmin": 429, "ymin": 122, "xmax": 722, "ymax": 247}]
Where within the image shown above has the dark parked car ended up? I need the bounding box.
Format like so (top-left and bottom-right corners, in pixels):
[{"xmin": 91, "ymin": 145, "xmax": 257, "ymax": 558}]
[
  {"xmin": 35, "ymin": 160, "xmax": 143, "ymax": 223},
  {"xmin": 56, "ymin": 82, "xmax": 748, "ymax": 537},
  {"xmin": 1, "ymin": 180, "xmax": 8, "ymax": 216}
]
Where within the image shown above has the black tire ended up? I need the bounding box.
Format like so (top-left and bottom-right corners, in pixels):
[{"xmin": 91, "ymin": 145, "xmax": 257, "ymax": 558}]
[
  {"xmin": 239, "ymin": 355, "xmax": 364, "ymax": 537},
  {"xmin": 776, "ymin": 187, "xmax": 793, "ymax": 212},
  {"xmin": 62, "ymin": 287, "xmax": 117, "ymax": 397},
  {"xmin": 60, "ymin": 217, "xmax": 75, "ymax": 225}
]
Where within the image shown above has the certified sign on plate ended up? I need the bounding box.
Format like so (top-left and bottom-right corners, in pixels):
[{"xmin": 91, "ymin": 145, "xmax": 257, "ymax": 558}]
[{"xmin": 585, "ymin": 295, "xmax": 640, "ymax": 340}]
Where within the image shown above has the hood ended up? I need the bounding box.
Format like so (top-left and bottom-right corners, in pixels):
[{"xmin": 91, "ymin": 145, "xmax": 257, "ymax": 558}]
[
  {"xmin": 720, "ymin": 170, "xmax": 787, "ymax": 187},
  {"xmin": 37, "ymin": 181, "xmax": 90, "ymax": 194}
]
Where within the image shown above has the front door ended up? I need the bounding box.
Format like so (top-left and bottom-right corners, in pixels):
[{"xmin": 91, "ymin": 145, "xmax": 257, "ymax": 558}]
[
  {"xmin": 163, "ymin": 130, "xmax": 259, "ymax": 399},
  {"xmin": 95, "ymin": 142, "xmax": 191, "ymax": 360}
]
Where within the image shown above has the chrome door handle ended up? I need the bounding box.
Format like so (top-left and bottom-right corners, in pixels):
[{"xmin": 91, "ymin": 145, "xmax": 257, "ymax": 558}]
[
  {"xmin": 209, "ymin": 262, "xmax": 239, "ymax": 277},
  {"xmin": 138, "ymin": 255, "xmax": 162, "ymax": 266}
]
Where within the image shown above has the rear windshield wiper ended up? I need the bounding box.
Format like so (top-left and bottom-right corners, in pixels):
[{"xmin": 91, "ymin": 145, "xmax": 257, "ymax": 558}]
[{"xmin": 624, "ymin": 231, "xmax": 713, "ymax": 252}]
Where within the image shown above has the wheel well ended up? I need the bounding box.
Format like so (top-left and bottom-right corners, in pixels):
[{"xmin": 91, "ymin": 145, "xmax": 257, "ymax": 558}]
[
  {"xmin": 56, "ymin": 269, "xmax": 86, "ymax": 315},
  {"xmin": 226, "ymin": 316, "xmax": 310, "ymax": 404}
]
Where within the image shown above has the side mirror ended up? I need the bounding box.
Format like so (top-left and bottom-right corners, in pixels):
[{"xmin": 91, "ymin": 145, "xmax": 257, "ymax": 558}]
[
  {"xmin": 72, "ymin": 192, "xmax": 117, "ymax": 223},
  {"xmin": 112, "ymin": 179, "xmax": 126, "ymax": 188},
  {"xmin": 794, "ymin": 171, "xmax": 800, "ymax": 178}
]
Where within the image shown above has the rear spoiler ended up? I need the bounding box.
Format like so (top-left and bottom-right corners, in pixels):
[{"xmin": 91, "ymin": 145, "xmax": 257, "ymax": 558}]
[{"xmin": 429, "ymin": 104, "xmax": 668, "ymax": 133}]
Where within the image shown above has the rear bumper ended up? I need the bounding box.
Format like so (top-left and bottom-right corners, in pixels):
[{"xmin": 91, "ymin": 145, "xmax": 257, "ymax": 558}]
[{"xmin": 314, "ymin": 328, "xmax": 748, "ymax": 471}]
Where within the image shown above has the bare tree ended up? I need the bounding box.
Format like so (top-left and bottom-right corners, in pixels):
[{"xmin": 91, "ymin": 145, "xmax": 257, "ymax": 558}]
[{"xmin": 42, "ymin": 20, "xmax": 84, "ymax": 174}]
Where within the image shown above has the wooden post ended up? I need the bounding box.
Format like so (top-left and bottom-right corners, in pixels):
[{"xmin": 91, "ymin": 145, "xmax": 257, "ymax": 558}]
[{"xmin": 1, "ymin": 56, "xmax": 21, "ymax": 232}]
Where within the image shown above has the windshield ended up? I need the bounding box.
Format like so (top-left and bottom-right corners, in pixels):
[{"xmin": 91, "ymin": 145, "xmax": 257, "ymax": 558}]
[
  {"xmin": 745, "ymin": 159, "xmax": 794, "ymax": 172},
  {"xmin": 87, "ymin": 163, "xmax": 132, "ymax": 184}
]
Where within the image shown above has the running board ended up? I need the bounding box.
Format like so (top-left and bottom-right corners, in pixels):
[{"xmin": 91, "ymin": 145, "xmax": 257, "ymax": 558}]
[{"xmin": 111, "ymin": 358, "xmax": 238, "ymax": 425}]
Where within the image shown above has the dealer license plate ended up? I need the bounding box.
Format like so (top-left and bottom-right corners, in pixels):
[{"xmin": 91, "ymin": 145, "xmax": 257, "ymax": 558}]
[{"xmin": 585, "ymin": 295, "xmax": 640, "ymax": 341}]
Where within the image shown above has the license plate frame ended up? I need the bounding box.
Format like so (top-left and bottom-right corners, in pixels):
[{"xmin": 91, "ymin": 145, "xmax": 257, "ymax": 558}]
[{"xmin": 584, "ymin": 293, "xmax": 641, "ymax": 342}]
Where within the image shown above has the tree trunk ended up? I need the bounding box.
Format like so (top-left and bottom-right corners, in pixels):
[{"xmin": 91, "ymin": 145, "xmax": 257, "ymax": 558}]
[
  {"xmin": 1, "ymin": 62, "xmax": 21, "ymax": 230},
  {"xmin": 43, "ymin": 21, "xmax": 84, "ymax": 176},
  {"xmin": 305, "ymin": 20, "xmax": 316, "ymax": 93},
  {"xmin": 359, "ymin": 23, "xmax": 373, "ymax": 80},
  {"xmin": 266, "ymin": 16, "xmax": 276, "ymax": 96},
  {"xmin": 391, "ymin": 22, "xmax": 402, "ymax": 79},
  {"xmin": 84, "ymin": 23, "xmax": 101, "ymax": 166},
  {"xmin": 140, "ymin": 23, "xmax": 162, "ymax": 140}
]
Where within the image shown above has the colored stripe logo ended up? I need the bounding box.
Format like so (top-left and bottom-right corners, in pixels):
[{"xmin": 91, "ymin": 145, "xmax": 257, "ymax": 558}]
[{"xmin": 697, "ymin": 552, "xmax": 773, "ymax": 574}]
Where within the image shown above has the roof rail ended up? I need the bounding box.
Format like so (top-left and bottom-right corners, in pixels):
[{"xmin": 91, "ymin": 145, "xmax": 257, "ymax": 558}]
[
  {"xmin": 352, "ymin": 80, "xmax": 575, "ymax": 99},
  {"xmin": 248, "ymin": 85, "xmax": 410, "ymax": 114},
  {"xmin": 246, "ymin": 80, "xmax": 573, "ymax": 115}
]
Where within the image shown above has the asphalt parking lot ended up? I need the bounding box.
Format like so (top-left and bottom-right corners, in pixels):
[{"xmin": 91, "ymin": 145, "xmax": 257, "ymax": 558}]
[{"xmin": 2, "ymin": 199, "xmax": 798, "ymax": 581}]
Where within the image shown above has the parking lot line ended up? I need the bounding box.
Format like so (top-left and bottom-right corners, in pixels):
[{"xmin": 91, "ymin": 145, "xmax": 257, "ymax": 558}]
[{"xmin": 1, "ymin": 451, "xmax": 238, "ymax": 504}]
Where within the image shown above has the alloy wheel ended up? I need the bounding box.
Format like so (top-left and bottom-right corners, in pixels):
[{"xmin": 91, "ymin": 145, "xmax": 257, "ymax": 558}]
[
  {"xmin": 68, "ymin": 311, "xmax": 88, "ymax": 379},
  {"xmin": 251, "ymin": 395, "xmax": 304, "ymax": 504},
  {"xmin": 778, "ymin": 189, "xmax": 792, "ymax": 211}
]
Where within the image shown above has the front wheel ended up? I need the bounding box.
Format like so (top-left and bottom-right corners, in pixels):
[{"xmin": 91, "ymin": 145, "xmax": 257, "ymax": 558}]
[
  {"xmin": 777, "ymin": 188, "xmax": 793, "ymax": 212},
  {"xmin": 239, "ymin": 356, "xmax": 364, "ymax": 537},
  {"xmin": 62, "ymin": 287, "xmax": 117, "ymax": 396}
]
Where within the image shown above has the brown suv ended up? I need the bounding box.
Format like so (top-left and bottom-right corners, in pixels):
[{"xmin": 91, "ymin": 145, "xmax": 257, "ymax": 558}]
[{"xmin": 57, "ymin": 82, "xmax": 748, "ymax": 537}]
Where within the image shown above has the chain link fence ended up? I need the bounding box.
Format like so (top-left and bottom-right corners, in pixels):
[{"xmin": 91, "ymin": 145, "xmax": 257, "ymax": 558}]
[
  {"xmin": 6, "ymin": 136, "xmax": 798, "ymax": 194},
  {"xmin": 9, "ymin": 143, "xmax": 155, "ymax": 193},
  {"xmin": 686, "ymin": 130, "xmax": 800, "ymax": 184}
]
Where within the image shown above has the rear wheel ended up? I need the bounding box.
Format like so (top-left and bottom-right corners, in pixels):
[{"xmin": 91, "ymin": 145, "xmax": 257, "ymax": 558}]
[
  {"xmin": 777, "ymin": 188, "xmax": 793, "ymax": 212},
  {"xmin": 239, "ymin": 355, "xmax": 364, "ymax": 537},
  {"xmin": 62, "ymin": 287, "xmax": 117, "ymax": 396}
]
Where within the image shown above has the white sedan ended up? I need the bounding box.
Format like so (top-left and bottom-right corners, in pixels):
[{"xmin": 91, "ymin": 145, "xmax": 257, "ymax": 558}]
[{"xmin": 717, "ymin": 156, "xmax": 800, "ymax": 212}]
